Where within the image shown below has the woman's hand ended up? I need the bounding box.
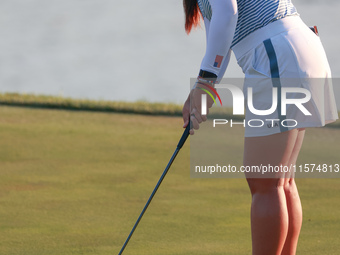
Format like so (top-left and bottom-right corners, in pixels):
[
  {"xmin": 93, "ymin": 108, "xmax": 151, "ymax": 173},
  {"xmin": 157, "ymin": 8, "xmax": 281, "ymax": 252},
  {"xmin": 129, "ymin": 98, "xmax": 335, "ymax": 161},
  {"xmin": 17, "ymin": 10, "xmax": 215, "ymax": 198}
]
[{"xmin": 182, "ymin": 82, "xmax": 215, "ymax": 135}]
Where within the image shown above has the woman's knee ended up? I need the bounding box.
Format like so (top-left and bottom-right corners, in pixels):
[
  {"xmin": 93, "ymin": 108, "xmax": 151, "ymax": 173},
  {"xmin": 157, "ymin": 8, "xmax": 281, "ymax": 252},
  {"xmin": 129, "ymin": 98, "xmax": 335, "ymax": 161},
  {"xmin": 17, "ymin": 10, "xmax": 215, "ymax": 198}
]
[
  {"xmin": 283, "ymin": 178, "xmax": 298, "ymax": 197},
  {"xmin": 247, "ymin": 178, "xmax": 285, "ymax": 195}
]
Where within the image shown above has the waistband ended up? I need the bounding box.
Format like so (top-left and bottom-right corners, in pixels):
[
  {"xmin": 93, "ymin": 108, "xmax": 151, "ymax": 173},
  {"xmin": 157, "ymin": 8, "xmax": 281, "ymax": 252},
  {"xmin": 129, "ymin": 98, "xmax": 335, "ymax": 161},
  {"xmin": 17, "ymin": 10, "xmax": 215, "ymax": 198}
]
[{"xmin": 232, "ymin": 15, "xmax": 306, "ymax": 60}]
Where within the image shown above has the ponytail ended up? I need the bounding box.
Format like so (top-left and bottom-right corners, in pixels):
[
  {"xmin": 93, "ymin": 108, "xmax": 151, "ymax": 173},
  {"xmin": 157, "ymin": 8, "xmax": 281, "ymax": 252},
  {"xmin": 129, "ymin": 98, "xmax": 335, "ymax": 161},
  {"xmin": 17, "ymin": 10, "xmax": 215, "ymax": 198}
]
[{"xmin": 183, "ymin": 0, "xmax": 202, "ymax": 34}]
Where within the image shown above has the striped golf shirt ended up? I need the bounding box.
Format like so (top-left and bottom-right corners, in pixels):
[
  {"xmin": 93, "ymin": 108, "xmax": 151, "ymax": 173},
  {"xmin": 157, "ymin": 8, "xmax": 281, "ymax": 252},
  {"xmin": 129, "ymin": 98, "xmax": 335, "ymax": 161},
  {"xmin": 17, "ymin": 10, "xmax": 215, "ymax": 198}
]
[
  {"xmin": 197, "ymin": 0, "xmax": 299, "ymax": 77},
  {"xmin": 198, "ymin": 0, "xmax": 298, "ymax": 47}
]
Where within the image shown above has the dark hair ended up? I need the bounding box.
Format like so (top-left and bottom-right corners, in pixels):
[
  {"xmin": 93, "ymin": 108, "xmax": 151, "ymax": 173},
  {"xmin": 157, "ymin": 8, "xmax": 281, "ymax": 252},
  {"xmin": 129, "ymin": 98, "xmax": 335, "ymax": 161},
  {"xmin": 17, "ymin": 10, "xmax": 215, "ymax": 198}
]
[{"xmin": 183, "ymin": 0, "xmax": 202, "ymax": 34}]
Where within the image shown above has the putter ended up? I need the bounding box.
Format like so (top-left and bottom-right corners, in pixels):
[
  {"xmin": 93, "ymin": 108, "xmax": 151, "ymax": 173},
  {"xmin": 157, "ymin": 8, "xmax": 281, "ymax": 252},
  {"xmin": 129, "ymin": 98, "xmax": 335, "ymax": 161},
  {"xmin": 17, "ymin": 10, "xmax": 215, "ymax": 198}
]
[{"xmin": 118, "ymin": 124, "xmax": 190, "ymax": 254}]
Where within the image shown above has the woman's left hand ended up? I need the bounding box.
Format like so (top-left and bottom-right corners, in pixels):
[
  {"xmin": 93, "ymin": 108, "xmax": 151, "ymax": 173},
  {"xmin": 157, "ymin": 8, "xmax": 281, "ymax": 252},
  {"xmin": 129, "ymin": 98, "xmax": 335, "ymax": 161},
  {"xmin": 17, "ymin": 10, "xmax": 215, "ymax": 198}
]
[{"xmin": 182, "ymin": 83, "xmax": 214, "ymax": 135}]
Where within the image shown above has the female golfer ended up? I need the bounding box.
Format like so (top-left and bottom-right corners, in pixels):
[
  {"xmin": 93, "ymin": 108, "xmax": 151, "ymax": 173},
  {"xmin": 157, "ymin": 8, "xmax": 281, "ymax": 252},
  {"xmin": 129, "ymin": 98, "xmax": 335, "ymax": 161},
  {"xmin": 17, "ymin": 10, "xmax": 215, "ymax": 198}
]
[{"xmin": 182, "ymin": 0, "xmax": 338, "ymax": 254}]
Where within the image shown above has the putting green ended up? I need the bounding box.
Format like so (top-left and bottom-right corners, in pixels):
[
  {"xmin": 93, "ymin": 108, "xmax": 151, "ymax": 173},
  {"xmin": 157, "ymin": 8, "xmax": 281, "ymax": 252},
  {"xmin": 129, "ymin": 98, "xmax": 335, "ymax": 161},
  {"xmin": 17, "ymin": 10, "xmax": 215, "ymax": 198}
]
[{"xmin": 0, "ymin": 105, "xmax": 339, "ymax": 254}]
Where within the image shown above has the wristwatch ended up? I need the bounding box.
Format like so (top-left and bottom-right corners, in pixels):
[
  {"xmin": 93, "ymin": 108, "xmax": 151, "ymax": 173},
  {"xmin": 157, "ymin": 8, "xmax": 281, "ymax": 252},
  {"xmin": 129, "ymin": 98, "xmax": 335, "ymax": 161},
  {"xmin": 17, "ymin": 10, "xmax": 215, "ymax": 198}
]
[{"xmin": 199, "ymin": 69, "xmax": 217, "ymax": 79}]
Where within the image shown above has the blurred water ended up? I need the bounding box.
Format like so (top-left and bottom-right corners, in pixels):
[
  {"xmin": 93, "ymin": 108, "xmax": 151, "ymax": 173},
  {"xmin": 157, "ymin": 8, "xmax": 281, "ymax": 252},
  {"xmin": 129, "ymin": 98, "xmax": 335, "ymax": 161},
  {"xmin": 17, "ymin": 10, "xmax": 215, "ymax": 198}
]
[{"xmin": 0, "ymin": 0, "xmax": 339, "ymax": 105}]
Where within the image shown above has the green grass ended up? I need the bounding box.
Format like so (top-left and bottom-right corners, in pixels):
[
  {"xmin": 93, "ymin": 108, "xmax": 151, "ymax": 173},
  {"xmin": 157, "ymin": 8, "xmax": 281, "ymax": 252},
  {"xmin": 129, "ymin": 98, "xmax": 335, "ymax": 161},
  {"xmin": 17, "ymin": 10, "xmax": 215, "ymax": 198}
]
[
  {"xmin": 0, "ymin": 93, "xmax": 182, "ymax": 116},
  {"xmin": 1, "ymin": 92, "xmax": 339, "ymax": 128},
  {"xmin": 0, "ymin": 105, "xmax": 339, "ymax": 254}
]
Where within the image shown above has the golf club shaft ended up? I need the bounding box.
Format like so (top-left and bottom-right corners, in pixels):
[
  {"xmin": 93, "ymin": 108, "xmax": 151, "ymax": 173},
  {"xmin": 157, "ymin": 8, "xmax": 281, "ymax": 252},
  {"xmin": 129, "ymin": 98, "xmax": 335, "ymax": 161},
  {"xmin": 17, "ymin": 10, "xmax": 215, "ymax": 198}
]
[{"xmin": 118, "ymin": 124, "xmax": 190, "ymax": 254}]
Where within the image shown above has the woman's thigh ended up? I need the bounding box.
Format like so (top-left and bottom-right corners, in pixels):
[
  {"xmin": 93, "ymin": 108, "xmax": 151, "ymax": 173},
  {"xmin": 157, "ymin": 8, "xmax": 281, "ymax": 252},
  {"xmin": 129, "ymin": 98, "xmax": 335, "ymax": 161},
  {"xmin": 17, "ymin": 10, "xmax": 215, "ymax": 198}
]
[{"xmin": 243, "ymin": 128, "xmax": 305, "ymax": 191}]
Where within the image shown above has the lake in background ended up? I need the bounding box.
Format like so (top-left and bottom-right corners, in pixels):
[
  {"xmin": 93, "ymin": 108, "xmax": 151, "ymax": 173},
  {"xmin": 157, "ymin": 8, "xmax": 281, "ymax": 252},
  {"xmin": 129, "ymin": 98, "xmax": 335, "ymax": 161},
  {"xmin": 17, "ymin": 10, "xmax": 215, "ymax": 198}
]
[{"xmin": 0, "ymin": 0, "xmax": 339, "ymax": 107}]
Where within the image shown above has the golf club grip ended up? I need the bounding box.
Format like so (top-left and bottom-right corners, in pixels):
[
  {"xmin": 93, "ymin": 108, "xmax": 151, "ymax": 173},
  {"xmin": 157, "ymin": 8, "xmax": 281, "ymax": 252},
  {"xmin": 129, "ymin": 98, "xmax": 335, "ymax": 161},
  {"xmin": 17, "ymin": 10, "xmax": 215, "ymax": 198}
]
[{"xmin": 177, "ymin": 123, "xmax": 190, "ymax": 149}]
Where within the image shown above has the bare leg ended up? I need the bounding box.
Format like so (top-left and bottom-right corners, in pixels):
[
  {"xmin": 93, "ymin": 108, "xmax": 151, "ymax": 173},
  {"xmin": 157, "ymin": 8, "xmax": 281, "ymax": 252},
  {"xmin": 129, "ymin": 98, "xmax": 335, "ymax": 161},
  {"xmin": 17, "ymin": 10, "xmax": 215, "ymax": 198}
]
[
  {"xmin": 247, "ymin": 178, "xmax": 288, "ymax": 255},
  {"xmin": 281, "ymin": 129, "xmax": 305, "ymax": 255},
  {"xmin": 244, "ymin": 129, "xmax": 305, "ymax": 255}
]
